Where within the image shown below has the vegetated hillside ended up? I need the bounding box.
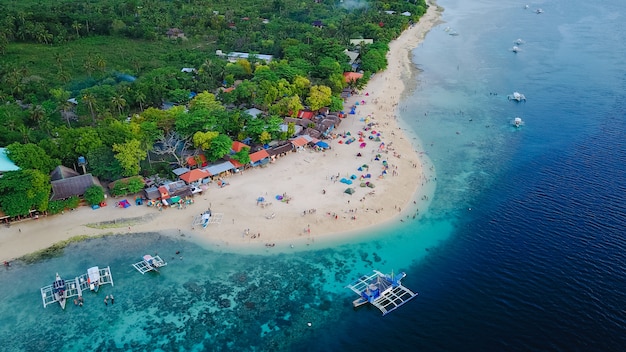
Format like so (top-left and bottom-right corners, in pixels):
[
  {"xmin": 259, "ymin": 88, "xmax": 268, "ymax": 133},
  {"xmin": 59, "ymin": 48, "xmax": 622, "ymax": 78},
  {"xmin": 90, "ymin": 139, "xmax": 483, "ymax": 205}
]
[{"xmin": 0, "ymin": 0, "xmax": 427, "ymax": 218}]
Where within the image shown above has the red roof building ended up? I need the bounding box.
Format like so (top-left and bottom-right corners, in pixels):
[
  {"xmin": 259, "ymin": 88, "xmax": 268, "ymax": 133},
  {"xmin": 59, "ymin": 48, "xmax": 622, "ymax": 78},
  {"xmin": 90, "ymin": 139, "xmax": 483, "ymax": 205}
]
[
  {"xmin": 179, "ymin": 169, "xmax": 211, "ymax": 184},
  {"xmin": 231, "ymin": 141, "xmax": 250, "ymax": 153},
  {"xmin": 186, "ymin": 154, "xmax": 207, "ymax": 168},
  {"xmin": 291, "ymin": 137, "xmax": 308, "ymax": 148},
  {"xmin": 343, "ymin": 72, "xmax": 363, "ymax": 83},
  {"xmin": 249, "ymin": 149, "xmax": 270, "ymax": 163},
  {"xmin": 297, "ymin": 110, "xmax": 315, "ymax": 119}
]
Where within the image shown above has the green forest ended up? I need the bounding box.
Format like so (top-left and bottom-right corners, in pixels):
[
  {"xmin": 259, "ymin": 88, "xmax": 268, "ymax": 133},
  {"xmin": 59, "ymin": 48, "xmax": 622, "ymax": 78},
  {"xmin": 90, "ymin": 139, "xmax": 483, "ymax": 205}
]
[{"xmin": 0, "ymin": 0, "xmax": 427, "ymax": 218}]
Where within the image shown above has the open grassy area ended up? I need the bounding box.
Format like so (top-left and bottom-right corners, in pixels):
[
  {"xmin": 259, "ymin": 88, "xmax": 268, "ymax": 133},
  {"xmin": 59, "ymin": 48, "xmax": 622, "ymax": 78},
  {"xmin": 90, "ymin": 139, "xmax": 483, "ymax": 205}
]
[{"xmin": 4, "ymin": 36, "xmax": 209, "ymax": 86}]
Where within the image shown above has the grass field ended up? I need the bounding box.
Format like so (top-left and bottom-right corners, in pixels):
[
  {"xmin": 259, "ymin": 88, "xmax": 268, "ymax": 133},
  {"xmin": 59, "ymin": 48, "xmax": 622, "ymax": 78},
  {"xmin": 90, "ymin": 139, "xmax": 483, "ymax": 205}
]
[{"xmin": 4, "ymin": 36, "xmax": 209, "ymax": 86}]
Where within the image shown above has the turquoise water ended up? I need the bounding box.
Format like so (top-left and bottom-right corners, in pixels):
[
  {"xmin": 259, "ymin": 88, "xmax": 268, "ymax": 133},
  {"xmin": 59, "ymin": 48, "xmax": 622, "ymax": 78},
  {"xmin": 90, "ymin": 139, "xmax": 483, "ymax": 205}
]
[{"xmin": 2, "ymin": 0, "xmax": 626, "ymax": 350}]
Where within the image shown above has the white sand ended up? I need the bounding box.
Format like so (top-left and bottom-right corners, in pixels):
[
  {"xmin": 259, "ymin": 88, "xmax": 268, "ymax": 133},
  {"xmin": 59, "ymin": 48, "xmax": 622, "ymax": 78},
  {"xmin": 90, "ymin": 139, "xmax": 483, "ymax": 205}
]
[{"xmin": 0, "ymin": 2, "xmax": 442, "ymax": 261}]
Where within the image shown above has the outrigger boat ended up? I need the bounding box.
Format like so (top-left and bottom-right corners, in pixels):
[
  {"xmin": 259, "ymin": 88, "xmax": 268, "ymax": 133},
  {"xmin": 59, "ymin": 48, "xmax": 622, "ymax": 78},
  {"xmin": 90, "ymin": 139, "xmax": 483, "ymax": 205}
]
[
  {"xmin": 87, "ymin": 266, "xmax": 100, "ymax": 292},
  {"xmin": 77, "ymin": 266, "xmax": 114, "ymax": 293},
  {"xmin": 41, "ymin": 273, "xmax": 69, "ymax": 309},
  {"xmin": 132, "ymin": 254, "xmax": 167, "ymax": 274},
  {"xmin": 41, "ymin": 267, "xmax": 113, "ymax": 308},
  {"xmin": 53, "ymin": 273, "xmax": 67, "ymax": 309},
  {"xmin": 346, "ymin": 270, "xmax": 418, "ymax": 316}
]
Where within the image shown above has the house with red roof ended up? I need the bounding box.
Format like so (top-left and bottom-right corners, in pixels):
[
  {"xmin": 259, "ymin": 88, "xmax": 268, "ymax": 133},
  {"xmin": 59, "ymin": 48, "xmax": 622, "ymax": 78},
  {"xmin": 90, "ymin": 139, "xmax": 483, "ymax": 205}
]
[
  {"xmin": 249, "ymin": 149, "xmax": 270, "ymax": 167},
  {"xmin": 297, "ymin": 110, "xmax": 315, "ymax": 119},
  {"xmin": 179, "ymin": 168, "xmax": 211, "ymax": 184},
  {"xmin": 290, "ymin": 136, "xmax": 308, "ymax": 150},
  {"xmin": 186, "ymin": 154, "xmax": 207, "ymax": 169},
  {"xmin": 343, "ymin": 72, "xmax": 363, "ymax": 83},
  {"xmin": 231, "ymin": 141, "xmax": 250, "ymax": 153}
]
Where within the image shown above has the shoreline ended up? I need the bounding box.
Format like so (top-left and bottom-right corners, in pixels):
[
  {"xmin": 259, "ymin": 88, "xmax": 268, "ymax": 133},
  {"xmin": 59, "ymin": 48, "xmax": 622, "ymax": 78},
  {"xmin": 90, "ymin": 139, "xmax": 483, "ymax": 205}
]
[{"xmin": 0, "ymin": 2, "xmax": 442, "ymax": 261}]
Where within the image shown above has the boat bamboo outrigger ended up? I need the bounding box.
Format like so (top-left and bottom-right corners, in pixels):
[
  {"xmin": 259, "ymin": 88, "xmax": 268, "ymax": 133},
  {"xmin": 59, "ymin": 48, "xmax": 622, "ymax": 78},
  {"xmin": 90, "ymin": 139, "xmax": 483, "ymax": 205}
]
[
  {"xmin": 346, "ymin": 270, "xmax": 418, "ymax": 316},
  {"xmin": 133, "ymin": 254, "xmax": 167, "ymax": 274},
  {"xmin": 41, "ymin": 267, "xmax": 113, "ymax": 308},
  {"xmin": 78, "ymin": 266, "xmax": 114, "ymax": 293},
  {"xmin": 40, "ymin": 273, "xmax": 68, "ymax": 309}
]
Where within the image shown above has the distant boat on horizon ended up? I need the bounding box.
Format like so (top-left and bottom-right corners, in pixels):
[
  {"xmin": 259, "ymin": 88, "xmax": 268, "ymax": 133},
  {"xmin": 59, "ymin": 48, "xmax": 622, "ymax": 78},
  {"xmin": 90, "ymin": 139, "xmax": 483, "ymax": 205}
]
[{"xmin": 508, "ymin": 91, "xmax": 527, "ymax": 102}]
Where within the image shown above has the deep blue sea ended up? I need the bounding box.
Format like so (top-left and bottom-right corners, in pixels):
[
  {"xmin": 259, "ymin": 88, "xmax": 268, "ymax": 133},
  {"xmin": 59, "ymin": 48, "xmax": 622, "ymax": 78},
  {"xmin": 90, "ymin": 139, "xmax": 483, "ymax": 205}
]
[{"xmin": 1, "ymin": 0, "xmax": 625, "ymax": 350}]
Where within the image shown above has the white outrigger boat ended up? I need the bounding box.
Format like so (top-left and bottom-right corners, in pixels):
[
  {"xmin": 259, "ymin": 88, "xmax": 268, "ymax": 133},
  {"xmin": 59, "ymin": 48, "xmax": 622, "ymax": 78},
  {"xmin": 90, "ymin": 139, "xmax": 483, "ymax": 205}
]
[
  {"xmin": 87, "ymin": 266, "xmax": 100, "ymax": 292},
  {"xmin": 41, "ymin": 273, "xmax": 69, "ymax": 309},
  {"xmin": 40, "ymin": 267, "xmax": 113, "ymax": 309},
  {"xmin": 508, "ymin": 91, "xmax": 526, "ymax": 102},
  {"xmin": 77, "ymin": 266, "xmax": 114, "ymax": 293},
  {"xmin": 513, "ymin": 117, "xmax": 524, "ymax": 128},
  {"xmin": 133, "ymin": 254, "xmax": 167, "ymax": 274},
  {"xmin": 53, "ymin": 274, "xmax": 67, "ymax": 309},
  {"xmin": 346, "ymin": 270, "xmax": 418, "ymax": 316}
]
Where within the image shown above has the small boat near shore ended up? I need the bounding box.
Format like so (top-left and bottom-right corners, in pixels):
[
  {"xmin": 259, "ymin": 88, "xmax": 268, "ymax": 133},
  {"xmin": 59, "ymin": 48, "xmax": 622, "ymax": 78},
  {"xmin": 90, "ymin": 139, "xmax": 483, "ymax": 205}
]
[
  {"xmin": 53, "ymin": 273, "xmax": 67, "ymax": 309},
  {"xmin": 40, "ymin": 273, "xmax": 68, "ymax": 308},
  {"xmin": 511, "ymin": 45, "xmax": 520, "ymax": 53},
  {"xmin": 508, "ymin": 91, "xmax": 526, "ymax": 102},
  {"xmin": 133, "ymin": 254, "xmax": 167, "ymax": 274},
  {"xmin": 513, "ymin": 117, "xmax": 524, "ymax": 128},
  {"xmin": 87, "ymin": 266, "xmax": 101, "ymax": 292}
]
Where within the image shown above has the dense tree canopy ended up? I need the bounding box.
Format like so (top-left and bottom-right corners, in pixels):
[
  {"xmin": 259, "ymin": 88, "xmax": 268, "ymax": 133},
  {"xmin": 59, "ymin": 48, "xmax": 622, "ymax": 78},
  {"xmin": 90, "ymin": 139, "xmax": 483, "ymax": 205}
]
[{"xmin": 0, "ymin": 0, "xmax": 429, "ymax": 216}]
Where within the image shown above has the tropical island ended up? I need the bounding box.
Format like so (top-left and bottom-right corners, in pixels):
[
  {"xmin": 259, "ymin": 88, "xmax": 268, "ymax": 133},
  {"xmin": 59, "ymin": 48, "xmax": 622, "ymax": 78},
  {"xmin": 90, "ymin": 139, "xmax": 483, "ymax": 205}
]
[{"xmin": 0, "ymin": 0, "xmax": 441, "ymax": 262}]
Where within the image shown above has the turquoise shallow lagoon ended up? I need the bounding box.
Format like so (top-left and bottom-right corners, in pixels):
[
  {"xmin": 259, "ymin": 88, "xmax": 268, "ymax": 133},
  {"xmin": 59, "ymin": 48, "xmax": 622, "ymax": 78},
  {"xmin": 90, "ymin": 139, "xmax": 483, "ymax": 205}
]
[{"xmin": 2, "ymin": 0, "xmax": 626, "ymax": 350}]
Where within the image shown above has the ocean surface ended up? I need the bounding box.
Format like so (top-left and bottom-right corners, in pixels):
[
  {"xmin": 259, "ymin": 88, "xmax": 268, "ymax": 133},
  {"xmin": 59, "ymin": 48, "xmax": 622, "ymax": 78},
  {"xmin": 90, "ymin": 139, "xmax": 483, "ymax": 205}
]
[{"xmin": 1, "ymin": 0, "xmax": 626, "ymax": 350}]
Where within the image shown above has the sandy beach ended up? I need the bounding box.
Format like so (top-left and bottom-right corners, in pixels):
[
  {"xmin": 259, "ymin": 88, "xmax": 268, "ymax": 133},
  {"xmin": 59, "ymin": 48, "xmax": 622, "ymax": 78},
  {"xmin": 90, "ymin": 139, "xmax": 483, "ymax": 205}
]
[{"xmin": 0, "ymin": 2, "xmax": 442, "ymax": 261}]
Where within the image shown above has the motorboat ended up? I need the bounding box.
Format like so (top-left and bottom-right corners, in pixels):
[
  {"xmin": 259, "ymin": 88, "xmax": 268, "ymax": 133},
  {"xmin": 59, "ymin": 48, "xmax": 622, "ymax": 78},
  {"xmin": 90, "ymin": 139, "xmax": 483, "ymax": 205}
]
[
  {"xmin": 511, "ymin": 46, "xmax": 520, "ymax": 53},
  {"xmin": 508, "ymin": 92, "xmax": 526, "ymax": 102},
  {"xmin": 536, "ymin": 8, "xmax": 543, "ymax": 14},
  {"xmin": 52, "ymin": 273, "xmax": 67, "ymax": 309},
  {"xmin": 514, "ymin": 38, "xmax": 525, "ymax": 45},
  {"xmin": 87, "ymin": 266, "xmax": 101, "ymax": 292},
  {"xmin": 513, "ymin": 117, "xmax": 524, "ymax": 128}
]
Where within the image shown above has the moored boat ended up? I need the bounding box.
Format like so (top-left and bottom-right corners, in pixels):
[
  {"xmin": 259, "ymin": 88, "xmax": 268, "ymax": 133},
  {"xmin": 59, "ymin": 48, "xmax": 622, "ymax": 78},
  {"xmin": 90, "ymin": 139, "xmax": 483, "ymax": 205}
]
[
  {"xmin": 87, "ymin": 266, "xmax": 101, "ymax": 292},
  {"xmin": 508, "ymin": 91, "xmax": 526, "ymax": 102},
  {"xmin": 513, "ymin": 117, "xmax": 524, "ymax": 128},
  {"xmin": 53, "ymin": 273, "xmax": 67, "ymax": 309}
]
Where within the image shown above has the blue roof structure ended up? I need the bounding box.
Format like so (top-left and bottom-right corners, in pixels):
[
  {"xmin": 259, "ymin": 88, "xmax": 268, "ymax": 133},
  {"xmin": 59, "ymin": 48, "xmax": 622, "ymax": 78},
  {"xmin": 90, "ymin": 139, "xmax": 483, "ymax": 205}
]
[{"xmin": 0, "ymin": 148, "xmax": 19, "ymax": 172}]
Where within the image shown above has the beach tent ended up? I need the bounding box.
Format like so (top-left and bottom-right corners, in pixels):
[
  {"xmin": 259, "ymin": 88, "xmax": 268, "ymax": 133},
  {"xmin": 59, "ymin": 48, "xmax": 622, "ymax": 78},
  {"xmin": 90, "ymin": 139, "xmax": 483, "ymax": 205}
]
[
  {"xmin": 315, "ymin": 141, "xmax": 330, "ymax": 149},
  {"xmin": 359, "ymin": 142, "xmax": 367, "ymax": 148},
  {"xmin": 340, "ymin": 178, "xmax": 352, "ymax": 185},
  {"xmin": 350, "ymin": 174, "xmax": 357, "ymax": 180},
  {"xmin": 344, "ymin": 188, "xmax": 355, "ymax": 195},
  {"xmin": 118, "ymin": 199, "xmax": 131, "ymax": 208}
]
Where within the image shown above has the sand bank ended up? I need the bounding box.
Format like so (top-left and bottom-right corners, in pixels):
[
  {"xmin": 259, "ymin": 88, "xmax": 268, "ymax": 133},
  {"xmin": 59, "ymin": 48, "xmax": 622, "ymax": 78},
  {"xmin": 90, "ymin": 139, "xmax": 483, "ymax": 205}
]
[{"xmin": 0, "ymin": 2, "xmax": 442, "ymax": 261}]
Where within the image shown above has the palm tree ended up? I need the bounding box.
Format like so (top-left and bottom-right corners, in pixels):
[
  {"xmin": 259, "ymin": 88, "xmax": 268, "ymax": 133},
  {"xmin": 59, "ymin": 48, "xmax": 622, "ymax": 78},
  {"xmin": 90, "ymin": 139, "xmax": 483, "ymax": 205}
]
[
  {"xmin": 28, "ymin": 105, "xmax": 46, "ymax": 124},
  {"xmin": 135, "ymin": 91, "xmax": 146, "ymax": 111},
  {"xmin": 111, "ymin": 95, "xmax": 126, "ymax": 116},
  {"xmin": 38, "ymin": 116, "xmax": 54, "ymax": 136},
  {"xmin": 95, "ymin": 55, "xmax": 107, "ymax": 73},
  {"xmin": 17, "ymin": 125, "xmax": 32, "ymax": 143},
  {"xmin": 72, "ymin": 21, "xmax": 82, "ymax": 37},
  {"xmin": 53, "ymin": 53, "xmax": 63, "ymax": 70},
  {"xmin": 82, "ymin": 93, "xmax": 97, "ymax": 125}
]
